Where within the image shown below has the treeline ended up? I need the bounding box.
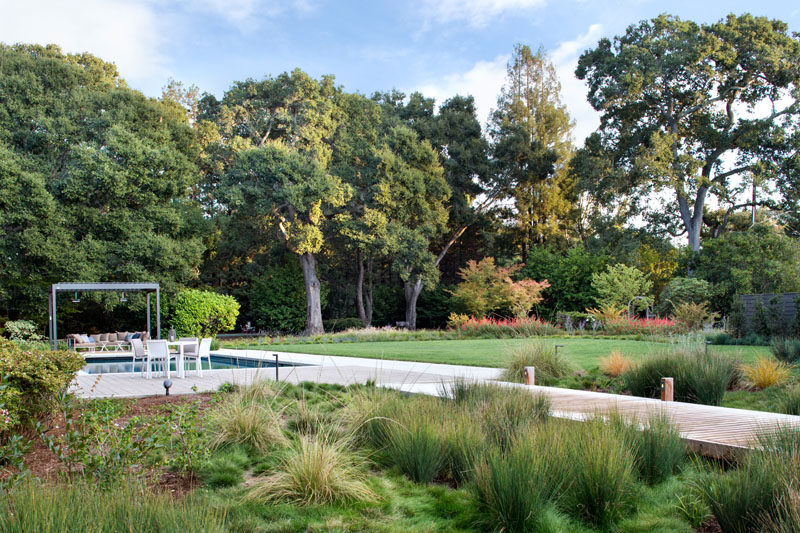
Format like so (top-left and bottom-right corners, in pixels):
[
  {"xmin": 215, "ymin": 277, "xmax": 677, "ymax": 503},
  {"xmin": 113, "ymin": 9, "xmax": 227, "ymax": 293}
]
[{"xmin": 2, "ymin": 12, "xmax": 800, "ymax": 335}]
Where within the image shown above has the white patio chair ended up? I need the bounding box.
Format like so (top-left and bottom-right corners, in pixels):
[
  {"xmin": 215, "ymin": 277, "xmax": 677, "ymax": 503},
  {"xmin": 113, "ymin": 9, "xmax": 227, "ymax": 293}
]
[
  {"xmin": 131, "ymin": 338, "xmax": 150, "ymax": 377},
  {"xmin": 183, "ymin": 338, "xmax": 212, "ymax": 376},
  {"xmin": 146, "ymin": 340, "xmax": 172, "ymax": 379}
]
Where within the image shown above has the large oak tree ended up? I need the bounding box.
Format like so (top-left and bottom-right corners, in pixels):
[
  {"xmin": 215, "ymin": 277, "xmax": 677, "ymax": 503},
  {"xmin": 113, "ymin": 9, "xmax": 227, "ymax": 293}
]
[{"xmin": 575, "ymin": 14, "xmax": 800, "ymax": 252}]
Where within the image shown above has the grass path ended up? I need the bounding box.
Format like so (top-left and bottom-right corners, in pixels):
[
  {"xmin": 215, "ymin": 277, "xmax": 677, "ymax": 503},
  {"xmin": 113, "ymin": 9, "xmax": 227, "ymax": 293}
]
[{"xmin": 238, "ymin": 338, "xmax": 770, "ymax": 370}]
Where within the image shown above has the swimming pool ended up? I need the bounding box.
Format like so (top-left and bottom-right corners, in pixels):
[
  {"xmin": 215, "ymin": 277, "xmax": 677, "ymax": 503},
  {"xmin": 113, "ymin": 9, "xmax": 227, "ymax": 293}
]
[{"xmin": 81, "ymin": 353, "xmax": 305, "ymax": 375}]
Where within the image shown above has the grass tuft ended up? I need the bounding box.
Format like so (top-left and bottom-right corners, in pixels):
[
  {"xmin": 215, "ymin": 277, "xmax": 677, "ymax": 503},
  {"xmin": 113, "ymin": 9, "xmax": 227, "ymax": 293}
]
[
  {"xmin": 248, "ymin": 432, "xmax": 375, "ymax": 505},
  {"xmin": 208, "ymin": 397, "xmax": 287, "ymax": 453},
  {"xmin": 600, "ymin": 350, "xmax": 632, "ymax": 377},
  {"xmin": 500, "ymin": 341, "xmax": 574, "ymax": 384},
  {"xmin": 614, "ymin": 412, "xmax": 686, "ymax": 484},
  {"xmin": 741, "ymin": 356, "xmax": 791, "ymax": 390}
]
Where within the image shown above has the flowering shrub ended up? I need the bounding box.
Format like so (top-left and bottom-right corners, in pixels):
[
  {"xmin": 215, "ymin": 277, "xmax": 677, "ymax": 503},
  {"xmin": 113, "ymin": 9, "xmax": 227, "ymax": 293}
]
[
  {"xmin": 0, "ymin": 338, "xmax": 84, "ymax": 430},
  {"xmin": 452, "ymin": 316, "xmax": 562, "ymax": 338},
  {"xmin": 601, "ymin": 317, "xmax": 686, "ymax": 336}
]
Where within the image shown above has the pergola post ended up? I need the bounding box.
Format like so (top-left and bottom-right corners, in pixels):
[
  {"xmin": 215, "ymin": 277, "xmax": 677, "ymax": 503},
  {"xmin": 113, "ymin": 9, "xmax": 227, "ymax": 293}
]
[
  {"xmin": 156, "ymin": 287, "xmax": 161, "ymax": 339},
  {"xmin": 51, "ymin": 285, "xmax": 58, "ymax": 349},
  {"xmin": 146, "ymin": 293, "xmax": 151, "ymax": 338}
]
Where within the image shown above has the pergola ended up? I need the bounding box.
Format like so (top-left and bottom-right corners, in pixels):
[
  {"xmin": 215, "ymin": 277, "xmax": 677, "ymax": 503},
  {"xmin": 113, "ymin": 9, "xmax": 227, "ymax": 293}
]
[{"xmin": 48, "ymin": 282, "xmax": 160, "ymax": 349}]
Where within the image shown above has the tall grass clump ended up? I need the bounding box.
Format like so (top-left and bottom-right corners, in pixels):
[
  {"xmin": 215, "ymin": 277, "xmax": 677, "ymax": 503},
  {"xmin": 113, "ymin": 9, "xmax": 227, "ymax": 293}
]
[
  {"xmin": 0, "ymin": 480, "xmax": 225, "ymax": 532},
  {"xmin": 560, "ymin": 419, "xmax": 637, "ymax": 528},
  {"xmin": 341, "ymin": 386, "xmax": 404, "ymax": 449},
  {"xmin": 473, "ymin": 429, "xmax": 564, "ymax": 532},
  {"xmin": 385, "ymin": 398, "xmax": 448, "ymax": 483},
  {"xmin": 741, "ymin": 356, "xmax": 791, "ymax": 389},
  {"xmin": 782, "ymin": 385, "xmax": 800, "ymax": 415},
  {"xmin": 771, "ymin": 337, "xmax": 800, "ymax": 363},
  {"xmin": 442, "ymin": 409, "xmax": 487, "ymax": 486},
  {"xmin": 248, "ymin": 432, "xmax": 375, "ymax": 505},
  {"xmin": 623, "ymin": 347, "xmax": 739, "ymax": 405},
  {"xmin": 500, "ymin": 341, "xmax": 573, "ymax": 384},
  {"xmin": 208, "ymin": 397, "xmax": 288, "ymax": 453},
  {"xmin": 615, "ymin": 412, "xmax": 685, "ymax": 484}
]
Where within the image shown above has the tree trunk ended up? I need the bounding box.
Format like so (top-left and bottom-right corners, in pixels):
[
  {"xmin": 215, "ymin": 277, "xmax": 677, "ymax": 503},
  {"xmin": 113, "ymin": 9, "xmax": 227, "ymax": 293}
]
[
  {"xmin": 404, "ymin": 278, "xmax": 423, "ymax": 330},
  {"xmin": 356, "ymin": 252, "xmax": 367, "ymax": 325},
  {"xmin": 298, "ymin": 252, "xmax": 324, "ymax": 335}
]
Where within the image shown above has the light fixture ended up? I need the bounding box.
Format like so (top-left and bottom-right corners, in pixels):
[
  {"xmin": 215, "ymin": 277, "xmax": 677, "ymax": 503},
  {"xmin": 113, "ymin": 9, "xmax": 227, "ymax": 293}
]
[
  {"xmin": 71, "ymin": 292, "xmax": 80, "ymax": 303},
  {"xmin": 119, "ymin": 292, "xmax": 127, "ymax": 302}
]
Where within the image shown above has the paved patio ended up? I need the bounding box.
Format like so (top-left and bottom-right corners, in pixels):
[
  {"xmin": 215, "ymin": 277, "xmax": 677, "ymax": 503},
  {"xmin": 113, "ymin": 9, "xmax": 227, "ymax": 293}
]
[{"xmin": 70, "ymin": 348, "xmax": 502, "ymax": 398}]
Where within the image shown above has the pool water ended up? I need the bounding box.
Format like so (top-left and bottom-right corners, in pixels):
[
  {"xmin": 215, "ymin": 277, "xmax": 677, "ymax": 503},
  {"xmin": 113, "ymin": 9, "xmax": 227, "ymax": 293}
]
[{"xmin": 81, "ymin": 353, "xmax": 300, "ymax": 375}]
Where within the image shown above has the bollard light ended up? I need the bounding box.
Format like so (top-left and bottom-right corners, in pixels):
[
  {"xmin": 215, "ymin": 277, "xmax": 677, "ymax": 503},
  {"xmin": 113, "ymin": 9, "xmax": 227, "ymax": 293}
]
[
  {"xmin": 163, "ymin": 378, "xmax": 173, "ymax": 396},
  {"xmin": 554, "ymin": 344, "xmax": 565, "ymax": 356},
  {"xmin": 705, "ymin": 340, "xmax": 712, "ymax": 355}
]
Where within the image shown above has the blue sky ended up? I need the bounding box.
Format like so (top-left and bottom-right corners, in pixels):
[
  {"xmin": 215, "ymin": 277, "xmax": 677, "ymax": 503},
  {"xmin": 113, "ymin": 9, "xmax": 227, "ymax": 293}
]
[{"xmin": 1, "ymin": 0, "xmax": 798, "ymax": 143}]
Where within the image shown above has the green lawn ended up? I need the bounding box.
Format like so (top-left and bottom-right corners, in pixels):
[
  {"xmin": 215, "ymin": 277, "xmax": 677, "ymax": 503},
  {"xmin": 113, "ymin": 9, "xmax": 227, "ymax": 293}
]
[{"xmin": 238, "ymin": 337, "xmax": 770, "ymax": 370}]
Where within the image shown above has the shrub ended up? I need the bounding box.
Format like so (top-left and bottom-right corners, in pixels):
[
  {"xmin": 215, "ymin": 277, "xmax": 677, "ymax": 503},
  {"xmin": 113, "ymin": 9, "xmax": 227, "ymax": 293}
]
[
  {"xmin": 208, "ymin": 397, "xmax": 288, "ymax": 453},
  {"xmin": 500, "ymin": 341, "xmax": 573, "ymax": 385},
  {"xmin": 771, "ymin": 338, "xmax": 800, "ymax": 363},
  {"xmin": 171, "ymin": 289, "xmax": 239, "ymax": 337},
  {"xmin": 586, "ymin": 302, "xmax": 625, "ymax": 323},
  {"xmin": 0, "ymin": 338, "xmax": 84, "ymax": 429},
  {"xmin": 591, "ymin": 263, "xmax": 653, "ymax": 312},
  {"xmin": 561, "ymin": 419, "xmax": 637, "ymax": 528},
  {"xmin": 452, "ymin": 316, "xmax": 561, "ymax": 338},
  {"xmin": 741, "ymin": 357, "xmax": 791, "ymax": 390},
  {"xmin": 657, "ymin": 277, "xmax": 713, "ymax": 315},
  {"xmin": 247, "ymin": 432, "xmax": 375, "ymax": 505},
  {"xmin": 617, "ymin": 412, "xmax": 685, "ymax": 484},
  {"xmin": 601, "ymin": 316, "xmax": 685, "ymax": 336},
  {"xmin": 322, "ymin": 317, "xmax": 364, "ymax": 332},
  {"xmin": 623, "ymin": 347, "xmax": 740, "ymax": 406},
  {"xmin": 473, "ymin": 430, "xmax": 563, "ymax": 532},
  {"xmin": 451, "ymin": 257, "xmax": 549, "ymax": 318},
  {"xmin": 600, "ymin": 351, "xmax": 632, "ymax": 377},
  {"xmin": 3, "ymin": 320, "xmax": 42, "ymax": 341},
  {"xmin": 672, "ymin": 301, "xmax": 718, "ymax": 331}
]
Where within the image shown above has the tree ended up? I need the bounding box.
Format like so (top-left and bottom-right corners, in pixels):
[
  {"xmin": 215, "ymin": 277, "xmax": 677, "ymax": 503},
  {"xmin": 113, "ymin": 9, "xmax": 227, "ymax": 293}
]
[
  {"xmin": 375, "ymin": 92, "xmax": 495, "ymax": 327},
  {"xmin": 171, "ymin": 289, "xmax": 240, "ymax": 337},
  {"xmin": 202, "ymin": 69, "xmax": 346, "ymax": 334},
  {"xmin": 0, "ymin": 44, "xmax": 206, "ymax": 324},
  {"xmin": 576, "ymin": 14, "xmax": 800, "ymax": 252},
  {"xmin": 592, "ymin": 264, "xmax": 653, "ymax": 312},
  {"xmin": 491, "ymin": 44, "xmax": 577, "ymax": 260},
  {"xmin": 219, "ymin": 143, "xmax": 350, "ymax": 335}
]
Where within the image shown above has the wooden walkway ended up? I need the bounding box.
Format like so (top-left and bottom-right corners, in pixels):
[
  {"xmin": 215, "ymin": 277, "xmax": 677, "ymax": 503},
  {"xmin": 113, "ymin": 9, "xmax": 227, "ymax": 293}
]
[{"xmin": 527, "ymin": 385, "xmax": 800, "ymax": 458}]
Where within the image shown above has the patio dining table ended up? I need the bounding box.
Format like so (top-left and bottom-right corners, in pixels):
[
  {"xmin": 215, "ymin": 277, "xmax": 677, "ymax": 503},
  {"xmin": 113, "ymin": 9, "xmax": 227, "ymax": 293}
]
[{"xmin": 150, "ymin": 339, "xmax": 196, "ymax": 379}]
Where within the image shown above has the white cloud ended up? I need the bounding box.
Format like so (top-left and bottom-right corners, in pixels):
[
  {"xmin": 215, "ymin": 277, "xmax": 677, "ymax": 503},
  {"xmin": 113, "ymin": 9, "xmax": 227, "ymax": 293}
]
[
  {"xmin": 420, "ymin": 0, "xmax": 547, "ymax": 28},
  {"xmin": 177, "ymin": 0, "xmax": 315, "ymax": 26},
  {"xmin": 416, "ymin": 24, "xmax": 604, "ymax": 145},
  {"xmin": 418, "ymin": 55, "xmax": 508, "ymax": 128},
  {"xmin": 0, "ymin": 0, "xmax": 168, "ymax": 93},
  {"xmin": 550, "ymin": 23, "xmax": 604, "ymax": 145}
]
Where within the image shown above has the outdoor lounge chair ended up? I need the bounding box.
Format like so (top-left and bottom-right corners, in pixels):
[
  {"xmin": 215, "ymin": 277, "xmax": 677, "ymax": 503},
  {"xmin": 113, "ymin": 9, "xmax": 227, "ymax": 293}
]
[{"xmin": 183, "ymin": 338, "xmax": 212, "ymax": 376}]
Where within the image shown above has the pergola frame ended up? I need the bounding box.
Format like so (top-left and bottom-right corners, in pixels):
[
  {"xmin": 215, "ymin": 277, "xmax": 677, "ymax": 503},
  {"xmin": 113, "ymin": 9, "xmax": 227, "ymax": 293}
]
[{"xmin": 48, "ymin": 282, "xmax": 160, "ymax": 349}]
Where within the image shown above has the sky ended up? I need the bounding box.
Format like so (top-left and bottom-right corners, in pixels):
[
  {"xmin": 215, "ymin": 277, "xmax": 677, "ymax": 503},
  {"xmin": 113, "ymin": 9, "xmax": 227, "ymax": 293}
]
[{"xmin": 0, "ymin": 0, "xmax": 798, "ymax": 145}]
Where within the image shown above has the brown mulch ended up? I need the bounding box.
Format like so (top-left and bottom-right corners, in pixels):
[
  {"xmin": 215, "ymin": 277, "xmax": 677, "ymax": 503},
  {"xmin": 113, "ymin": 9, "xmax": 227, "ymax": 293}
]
[
  {"xmin": 20, "ymin": 393, "xmax": 216, "ymax": 494},
  {"xmin": 697, "ymin": 517, "xmax": 723, "ymax": 533}
]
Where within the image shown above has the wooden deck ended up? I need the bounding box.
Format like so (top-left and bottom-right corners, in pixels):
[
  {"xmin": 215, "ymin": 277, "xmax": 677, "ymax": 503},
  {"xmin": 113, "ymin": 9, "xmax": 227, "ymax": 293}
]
[{"xmin": 526, "ymin": 385, "xmax": 800, "ymax": 458}]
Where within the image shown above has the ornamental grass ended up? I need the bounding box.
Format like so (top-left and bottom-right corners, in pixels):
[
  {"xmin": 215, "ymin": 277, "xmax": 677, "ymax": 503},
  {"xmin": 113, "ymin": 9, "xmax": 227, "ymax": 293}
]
[{"xmin": 741, "ymin": 357, "xmax": 791, "ymax": 390}]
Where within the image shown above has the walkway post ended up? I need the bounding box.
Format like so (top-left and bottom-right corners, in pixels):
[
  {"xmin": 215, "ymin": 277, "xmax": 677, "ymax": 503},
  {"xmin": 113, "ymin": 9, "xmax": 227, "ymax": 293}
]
[
  {"xmin": 661, "ymin": 377, "xmax": 674, "ymax": 401},
  {"xmin": 524, "ymin": 366, "xmax": 535, "ymax": 386}
]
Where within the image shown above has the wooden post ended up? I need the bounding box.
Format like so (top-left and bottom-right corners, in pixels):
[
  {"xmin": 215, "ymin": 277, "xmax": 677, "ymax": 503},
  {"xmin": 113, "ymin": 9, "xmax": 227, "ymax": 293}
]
[
  {"xmin": 661, "ymin": 377, "xmax": 674, "ymax": 402},
  {"xmin": 524, "ymin": 366, "xmax": 535, "ymax": 386}
]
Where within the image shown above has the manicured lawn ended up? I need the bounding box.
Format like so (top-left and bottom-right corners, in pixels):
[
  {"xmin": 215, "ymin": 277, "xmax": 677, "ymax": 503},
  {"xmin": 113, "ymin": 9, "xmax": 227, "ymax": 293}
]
[{"xmin": 242, "ymin": 337, "xmax": 770, "ymax": 370}]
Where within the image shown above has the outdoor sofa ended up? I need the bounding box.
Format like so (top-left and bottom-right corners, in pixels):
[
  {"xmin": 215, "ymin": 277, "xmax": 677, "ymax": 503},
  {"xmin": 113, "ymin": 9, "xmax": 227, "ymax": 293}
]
[{"xmin": 67, "ymin": 331, "xmax": 150, "ymax": 352}]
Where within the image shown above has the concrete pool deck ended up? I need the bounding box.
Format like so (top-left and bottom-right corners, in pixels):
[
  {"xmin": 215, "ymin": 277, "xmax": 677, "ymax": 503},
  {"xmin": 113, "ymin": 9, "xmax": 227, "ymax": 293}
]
[{"xmin": 70, "ymin": 348, "xmax": 502, "ymax": 398}]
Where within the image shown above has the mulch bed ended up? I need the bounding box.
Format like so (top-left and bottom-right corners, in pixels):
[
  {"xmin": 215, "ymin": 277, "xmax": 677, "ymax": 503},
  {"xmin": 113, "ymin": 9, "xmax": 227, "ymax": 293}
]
[{"xmin": 20, "ymin": 393, "xmax": 216, "ymax": 495}]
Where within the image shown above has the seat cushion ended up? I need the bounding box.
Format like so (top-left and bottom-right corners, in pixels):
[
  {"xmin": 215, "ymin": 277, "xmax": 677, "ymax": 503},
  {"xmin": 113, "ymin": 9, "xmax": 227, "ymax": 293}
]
[{"xmin": 98, "ymin": 333, "xmax": 109, "ymax": 342}]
